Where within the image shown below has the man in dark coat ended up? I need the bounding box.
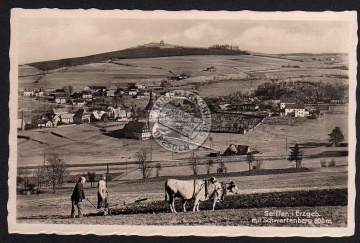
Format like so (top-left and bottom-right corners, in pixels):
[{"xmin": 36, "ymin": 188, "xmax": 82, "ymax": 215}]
[{"xmin": 71, "ymin": 176, "xmax": 86, "ymax": 218}]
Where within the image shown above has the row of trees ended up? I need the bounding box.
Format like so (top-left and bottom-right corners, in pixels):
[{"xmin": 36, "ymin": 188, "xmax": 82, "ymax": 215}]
[
  {"xmin": 188, "ymin": 153, "xmax": 229, "ymax": 175},
  {"xmin": 135, "ymin": 147, "xmax": 229, "ymax": 179},
  {"xmin": 209, "ymin": 44, "xmax": 241, "ymax": 51}
]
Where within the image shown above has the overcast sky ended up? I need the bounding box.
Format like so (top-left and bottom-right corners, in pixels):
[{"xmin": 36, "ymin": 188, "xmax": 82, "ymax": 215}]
[{"xmin": 18, "ymin": 18, "xmax": 349, "ymax": 64}]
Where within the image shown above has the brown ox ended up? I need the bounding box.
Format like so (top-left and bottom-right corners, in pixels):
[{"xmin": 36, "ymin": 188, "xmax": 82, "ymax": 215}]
[{"xmin": 165, "ymin": 179, "xmax": 238, "ymax": 213}]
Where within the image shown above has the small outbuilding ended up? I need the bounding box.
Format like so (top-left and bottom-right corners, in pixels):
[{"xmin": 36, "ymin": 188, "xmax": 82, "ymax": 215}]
[{"xmin": 223, "ymin": 144, "xmax": 251, "ymax": 156}]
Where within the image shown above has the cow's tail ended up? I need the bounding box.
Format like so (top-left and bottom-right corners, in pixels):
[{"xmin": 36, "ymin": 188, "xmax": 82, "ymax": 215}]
[{"xmin": 164, "ymin": 180, "xmax": 168, "ymax": 202}]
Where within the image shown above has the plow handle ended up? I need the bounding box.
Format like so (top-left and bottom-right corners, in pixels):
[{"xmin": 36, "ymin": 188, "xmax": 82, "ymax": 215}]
[{"xmin": 86, "ymin": 198, "xmax": 97, "ymax": 209}]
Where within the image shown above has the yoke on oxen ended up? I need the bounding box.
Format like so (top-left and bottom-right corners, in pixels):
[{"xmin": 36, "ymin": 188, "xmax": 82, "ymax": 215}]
[{"xmin": 165, "ymin": 177, "xmax": 239, "ymax": 213}]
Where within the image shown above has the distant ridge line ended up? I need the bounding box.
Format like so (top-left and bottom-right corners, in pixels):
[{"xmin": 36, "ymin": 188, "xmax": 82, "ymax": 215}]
[{"xmin": 27, "ymin": 43, "xmax": 250, "ymax": 71}]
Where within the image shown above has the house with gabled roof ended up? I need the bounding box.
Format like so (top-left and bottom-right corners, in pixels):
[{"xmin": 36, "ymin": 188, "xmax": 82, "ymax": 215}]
[
  {"xmin": 71, "ymin": 99, "xmax": 86, "ymax": 107},
  {"xmin": 60, "ymin": 113, "xmax": 74, "ymax": 124},
  {"xmin": 46, "ymin": 113, "xmax": 60, "ymax": 127},
  {"xmin": 23, "ymin": 90, "xmax": 34, "ymax": 96},
  {"xmin": 135, "ymin": 83, "xmax": 146, "ymax": 90},
  {"xmin": 129, "ymin": 89, "xmax": 138, "ymax": 96},
  {"xmin": 124, "ymin": 121, "xmax": 151, "ymax": 140},
  {"xmin": 31, "ymin": 115, "xmax": 54, "ymax": 128},
  {"xmin": 280, "ymin": 97, "xmax": 296, "ymax": 109},
  {"xmin": 74, "ymin": 109, "xmax": 91, "ymax": 124},
  {"xmin": 285, "ymin": 104, "xmax": 305, "ymax": 117},
  {"xmin": 52, "ymin": 108, "xmax": 69, "ymax": 115},
  {"xmin": 88, "ymin": 86, "xmax": 107, "ymax": 95},
  {"xmin": 82, "ymin": 92, "xmax": 93, "ymax": 101},
  {"xmin": 90, "ymin": 110, "xmax": 108, "ymax": 122},
  {"xmin": 54, "ymin": 94, "xmax": 67, "ymax": 104},
  {"xmin": 223, "ymin": 144, "xmax": 251, "ymax": 156},
  {"xmin": 106, "ymin": 89, "xmax": 116, "ymax": 97}
]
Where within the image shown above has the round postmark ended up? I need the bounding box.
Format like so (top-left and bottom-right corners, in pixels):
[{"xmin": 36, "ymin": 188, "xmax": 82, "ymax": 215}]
[{"xmin": 149, "ymin": 90, "xmax": 211, "ymax": 153}]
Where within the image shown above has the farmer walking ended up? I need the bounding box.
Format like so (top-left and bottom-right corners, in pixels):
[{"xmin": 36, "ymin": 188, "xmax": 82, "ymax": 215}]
[
  {"xmin": 71, "ymin": 176, "xmax": 86, "ymax": 218},
  {"xmin": 97, "ymin": 174, "xmax": 109, "ymax": 215}
]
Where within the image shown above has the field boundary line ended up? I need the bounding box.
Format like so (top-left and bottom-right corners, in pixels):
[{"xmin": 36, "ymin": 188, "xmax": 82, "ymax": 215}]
[{"xmin": 238, "ymin": 185, "xmax": 347, "ymax": 195}]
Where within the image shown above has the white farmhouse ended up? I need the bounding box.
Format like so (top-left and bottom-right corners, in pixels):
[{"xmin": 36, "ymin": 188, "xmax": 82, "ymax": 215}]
[
  {"xmin": 23, "ymin": 91, "xmax": 34, "ymax": 96},
  {"xmin": 285, "ymin": 104, "xmax": 305, "ymax": 117}
]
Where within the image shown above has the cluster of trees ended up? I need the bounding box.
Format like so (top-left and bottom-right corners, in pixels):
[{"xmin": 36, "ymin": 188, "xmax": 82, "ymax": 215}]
[
  {"xmin": 17, "ymin": 154, "xmax": 69, "ymax": 194},
  {"xmin": 224, "ymin": 90, "xmax": 256, "ymax": 104},
  {"xmin": 209, "ymin": 44, "xmax": 240, "ymax": 51},
  {"xmin": 188, "ymin": 155, "xmax": 229, "ymax": 175},
  {"xmin": 62, "ymin": 85, "xmax": 74, "ymax": 97},
  {"xmin": 254, "ymin": 81, "xmax": 348, "ymax": 101}
]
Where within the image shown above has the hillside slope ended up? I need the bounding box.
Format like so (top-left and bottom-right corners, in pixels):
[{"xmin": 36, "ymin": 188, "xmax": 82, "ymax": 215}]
[{"xmin": 28, "ymin": 45, "xmax": 249, "ymax": 71}]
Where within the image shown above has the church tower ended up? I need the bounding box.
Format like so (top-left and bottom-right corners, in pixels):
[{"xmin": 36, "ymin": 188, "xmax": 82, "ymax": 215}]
[{"xmin": 144, "ymin": 91, "xmax": 155, "ymax": 113}]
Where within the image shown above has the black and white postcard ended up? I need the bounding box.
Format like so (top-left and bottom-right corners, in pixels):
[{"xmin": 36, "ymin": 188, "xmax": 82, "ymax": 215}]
[{"xmin": 8, "ymin": 9, "xmax": 357, "ymax": 236}]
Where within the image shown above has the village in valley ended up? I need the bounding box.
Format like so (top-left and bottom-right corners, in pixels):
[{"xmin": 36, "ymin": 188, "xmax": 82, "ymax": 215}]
[{"xmin": 16, "ymin": 39, "xmax": 350, "ymax": 226}]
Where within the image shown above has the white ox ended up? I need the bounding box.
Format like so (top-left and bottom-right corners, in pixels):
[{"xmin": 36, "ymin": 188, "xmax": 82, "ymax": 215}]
[{"xmin": 165, "ymin": 179, "xmax": 239, "ymax": 213}]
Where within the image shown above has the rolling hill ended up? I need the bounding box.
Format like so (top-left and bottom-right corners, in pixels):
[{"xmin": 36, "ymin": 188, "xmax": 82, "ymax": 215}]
[{"xmin": 28, "ymin": 43, "xmax": 249, "ymax": 71}]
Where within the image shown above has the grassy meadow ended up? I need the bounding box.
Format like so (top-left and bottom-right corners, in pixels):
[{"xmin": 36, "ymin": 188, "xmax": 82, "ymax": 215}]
[{"xmin": 19, "ymin": 53, "xmax": 348, "ymax": 95}]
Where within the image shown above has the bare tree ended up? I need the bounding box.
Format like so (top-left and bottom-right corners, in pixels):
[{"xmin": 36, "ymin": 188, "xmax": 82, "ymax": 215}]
[
  {"xmin": 155, "ymin": 163, "xmax": 162, "ymax": 177},
  {"xmin": 34, "ymin": 165, "xmax": 47, "ymax": 189},
  {"xmin": 217, "ymin": 160, "xmax": 227, "ymax": 174},
  {"xmin": 68, "ymin": 85, "xmax": 74, "ymax": 96},
  {"xmin": 44, "ymin": 154, "xmax": 69, "ymax": 193},
  {"xmin": 135, "ymin": 147, "xmax": 152, "ymax": 179},
  {"xmin": 246, "ymin": 154, "xmax": 255, "ymax": 171},
  {"xmin": 253, "ymin": 159, "xmax": 264, "ymax": 170},
  {"xmin": 87, "ymin": 171, "xmax": 96, "ymax": 188},
  {"xmin": 17, "ymin": 169, "xmax": 31, "ymax": 190},
  {"xmin": 188, "ymin": 152, "xmax": 198, "ymax": 175},
  {"xmin": 206, "ymin": 160, "xmax": 214, "ymax": 174},
  {"xmin": 105, "ymin": 164, "xmax": 115, "ymax": 182},
  {"xmin": 209, "ymin": 136, "xmax": 213, "ymax": 149}
]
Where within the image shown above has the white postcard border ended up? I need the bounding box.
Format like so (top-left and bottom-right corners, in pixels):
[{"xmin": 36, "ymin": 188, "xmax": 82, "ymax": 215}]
[{"xmin": 8, "ymin": 9, "xmax": 357, "ymax": 237}]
